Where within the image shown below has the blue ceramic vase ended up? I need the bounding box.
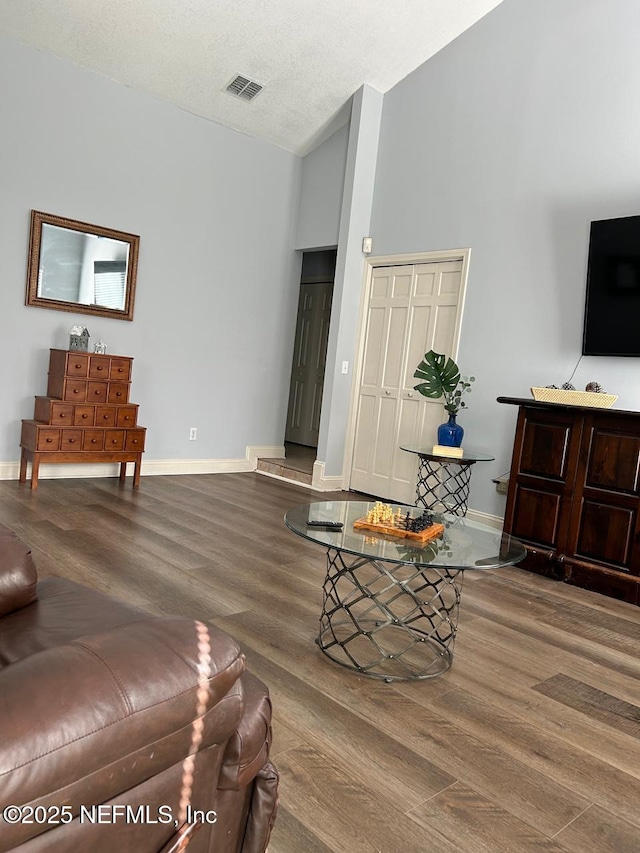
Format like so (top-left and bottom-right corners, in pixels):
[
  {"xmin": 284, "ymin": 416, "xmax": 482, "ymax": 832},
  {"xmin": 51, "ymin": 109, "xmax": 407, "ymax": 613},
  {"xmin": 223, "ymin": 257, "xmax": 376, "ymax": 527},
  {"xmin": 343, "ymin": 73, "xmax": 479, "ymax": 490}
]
[{"xmin": 437, "ymin": 413, "xmax": 464, "ymax": 447}]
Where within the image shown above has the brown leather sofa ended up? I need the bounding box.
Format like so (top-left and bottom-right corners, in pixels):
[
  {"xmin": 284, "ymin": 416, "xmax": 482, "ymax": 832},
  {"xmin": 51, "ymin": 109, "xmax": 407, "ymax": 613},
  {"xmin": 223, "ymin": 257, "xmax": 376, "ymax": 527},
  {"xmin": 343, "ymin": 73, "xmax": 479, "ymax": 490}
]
[{"xmin": 0, "ymin": 524, "xmax": 278, "ymax": 853}]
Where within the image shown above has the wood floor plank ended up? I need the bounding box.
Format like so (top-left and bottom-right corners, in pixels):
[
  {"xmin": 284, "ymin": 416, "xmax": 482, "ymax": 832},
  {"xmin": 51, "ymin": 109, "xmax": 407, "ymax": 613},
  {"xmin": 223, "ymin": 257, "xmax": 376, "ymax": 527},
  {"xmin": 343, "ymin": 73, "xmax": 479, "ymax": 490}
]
[
  {"xmin": 453, "ymin": 607, "xmax": 640, "ymax": 705},
  {"xmin": 399, "ymin": 625, "xmax": 640, "ymax": 782},
  {"xmin": 553, "ymin": 803, "xmax": 640, "ymax": 853},
  {"xmin": 533, "ymin": 674, "xmax": 640, "ymax": 739},
  {"xmin": 427, "ymin": 687, "xmax": 640, "ymax": 829},
  {"xmin": 1, "ymin": 473, "xmax": 639, "ymax": 852},
  {"xmin": 212, "ymin": 622, "xmax": 457, "ymax": 811},
  {"xmin": 274, "ymin": 744, "xmax": 460, "ymax": 853},
  {"xmin": 268, "ymin": 805, "xmax": 334, "ymax": 853},
  {"xmin": 409, "ymin": 781, "xmax": 569, "ymax": 852},
  {"xmin": 462, "ymin": 577, "xmax": 640, "ymax": 681},
  {"xmin": 214, "ymin": 610, "xmax": 590, "ymax": 838}
]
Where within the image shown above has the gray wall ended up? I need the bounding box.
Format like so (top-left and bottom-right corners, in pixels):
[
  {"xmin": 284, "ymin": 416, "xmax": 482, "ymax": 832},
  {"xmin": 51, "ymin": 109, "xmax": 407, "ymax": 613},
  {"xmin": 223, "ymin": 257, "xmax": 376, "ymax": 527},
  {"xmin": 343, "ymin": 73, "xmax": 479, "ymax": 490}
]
[
  {"xmin": 0, "ymin": 37, "xmax": 302, "ymax": 468},
  {"xmin": 296, "ymin": 123, "xmax": 349, "ymax": 251},
  {"xmin": 370, "ymin": 0, "xmax": 640, "ymax": 516}
]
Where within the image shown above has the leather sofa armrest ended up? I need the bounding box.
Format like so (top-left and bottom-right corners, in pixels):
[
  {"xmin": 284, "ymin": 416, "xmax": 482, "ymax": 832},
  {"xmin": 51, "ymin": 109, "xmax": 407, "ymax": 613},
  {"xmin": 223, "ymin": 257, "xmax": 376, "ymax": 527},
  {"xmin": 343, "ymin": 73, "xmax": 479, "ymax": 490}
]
[
  {"xmin": 219, "ymin": 671, "xmax": 273, "ymax": 791},
  {"xmin": 0, "ymin": 525, "xmax": 37, "ymax": 616},
  {"xmin": 0, "ymin": 618, "xmax": 245, "ymax": 851}
]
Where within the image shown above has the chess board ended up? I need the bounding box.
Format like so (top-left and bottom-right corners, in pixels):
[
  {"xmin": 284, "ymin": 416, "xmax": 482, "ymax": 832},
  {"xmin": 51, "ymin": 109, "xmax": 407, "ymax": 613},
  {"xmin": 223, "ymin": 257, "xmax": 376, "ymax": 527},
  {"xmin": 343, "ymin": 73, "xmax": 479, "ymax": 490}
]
[{"xmin": 353, "ymin": 517, "xmax": 444, "ymax": 543}]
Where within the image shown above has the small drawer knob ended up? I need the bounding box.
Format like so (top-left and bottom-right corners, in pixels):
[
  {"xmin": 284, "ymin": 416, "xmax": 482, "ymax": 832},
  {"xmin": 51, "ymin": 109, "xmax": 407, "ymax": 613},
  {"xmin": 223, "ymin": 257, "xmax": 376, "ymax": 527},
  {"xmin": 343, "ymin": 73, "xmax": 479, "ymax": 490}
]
[
  {"xmin": 82, "ymin": 414, "xmax": 88, "ymax": 419},
  {"xmin": 69, "ymin": 439, "xmax": 75, "ymax": 444},
  {"xmin": 46, "ymin": 438, "xmax": 52, "ymax": 443},
  {"xmin": 91, "ymin": 439, "xmax": 97, "ymax": 444},
  {"xmin": 60, "ymin": 413, "xmax": 66, "ymax": 418},
  {"xmin": 73, "ymin": 389, "xmax": 79, "ymax": 394},
  {"xmin": 116, "ymin": 392, "xmax": 122, "ymax": 397},
  {"xmin": 97, "ymin": 366, "xmax": 103, "ymax": 371},
  {"xmin": 75, "ymin": 363, "xmax": 82, "ymax": 369}
]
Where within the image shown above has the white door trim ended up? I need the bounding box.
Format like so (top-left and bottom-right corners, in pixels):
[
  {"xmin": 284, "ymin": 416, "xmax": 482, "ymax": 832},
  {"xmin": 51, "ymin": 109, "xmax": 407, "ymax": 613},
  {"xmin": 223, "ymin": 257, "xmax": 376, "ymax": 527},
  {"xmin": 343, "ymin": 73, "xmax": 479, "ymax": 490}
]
[{"xmin": 342, "ymin": 247, "xmax": 472, "ymax": 492}]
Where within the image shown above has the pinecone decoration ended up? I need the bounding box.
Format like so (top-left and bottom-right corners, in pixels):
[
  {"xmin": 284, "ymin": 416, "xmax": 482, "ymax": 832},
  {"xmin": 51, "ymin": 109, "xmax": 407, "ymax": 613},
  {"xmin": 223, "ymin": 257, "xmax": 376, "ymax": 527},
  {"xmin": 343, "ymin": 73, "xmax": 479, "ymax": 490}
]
[
  {"xmin": 585, "ymin": 381, "xmax": 604, "ymax": 393},
  {"xmin": 561, "ymin": 382, "xmax": 576, "ymax": 391}
]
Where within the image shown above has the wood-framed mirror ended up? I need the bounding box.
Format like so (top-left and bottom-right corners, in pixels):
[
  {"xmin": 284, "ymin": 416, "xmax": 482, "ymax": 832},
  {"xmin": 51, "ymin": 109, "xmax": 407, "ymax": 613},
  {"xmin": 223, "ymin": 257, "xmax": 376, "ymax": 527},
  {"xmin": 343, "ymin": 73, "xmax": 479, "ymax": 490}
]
[{"xmin": 25, "ymin": 210, "xmax": 140, "ymax": 321}]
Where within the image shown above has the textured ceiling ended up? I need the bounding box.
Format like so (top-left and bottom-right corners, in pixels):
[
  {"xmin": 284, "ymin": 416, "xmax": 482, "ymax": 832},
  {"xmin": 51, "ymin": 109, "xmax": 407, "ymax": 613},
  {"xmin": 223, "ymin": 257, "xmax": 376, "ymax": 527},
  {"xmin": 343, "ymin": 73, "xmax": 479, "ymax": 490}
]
[{"xmin": 0, "ymin": 0, "xmax": 503, "ymax": 155}]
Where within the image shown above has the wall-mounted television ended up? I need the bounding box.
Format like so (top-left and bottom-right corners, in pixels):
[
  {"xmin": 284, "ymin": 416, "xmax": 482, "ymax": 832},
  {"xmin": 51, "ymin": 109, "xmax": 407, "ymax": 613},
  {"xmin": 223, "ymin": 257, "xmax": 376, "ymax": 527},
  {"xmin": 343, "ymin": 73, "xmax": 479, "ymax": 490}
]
[{"xmin": 582, "ymin": 215, "xmax": 640, "ymax": 356}]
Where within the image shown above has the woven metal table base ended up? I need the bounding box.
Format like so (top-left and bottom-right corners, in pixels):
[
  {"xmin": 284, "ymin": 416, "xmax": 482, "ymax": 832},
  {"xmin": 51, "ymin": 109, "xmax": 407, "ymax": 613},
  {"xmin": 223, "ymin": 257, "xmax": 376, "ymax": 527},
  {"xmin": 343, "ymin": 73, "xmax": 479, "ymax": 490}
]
[
  {"xmin": 415, "ymin": 458, "xmax": 476, "ymax": 517},
  {"xmin": 317, "ymin": 547, "xmax": 463, "ymax": 681}
]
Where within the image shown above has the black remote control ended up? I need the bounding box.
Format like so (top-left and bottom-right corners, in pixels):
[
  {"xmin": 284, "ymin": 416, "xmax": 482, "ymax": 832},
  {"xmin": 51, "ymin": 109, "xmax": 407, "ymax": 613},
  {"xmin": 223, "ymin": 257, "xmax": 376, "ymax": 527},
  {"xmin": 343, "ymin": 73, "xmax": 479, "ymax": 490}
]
[{"xmin": 307, "ymin": 519, "xmax": 343, "ymax": 529}]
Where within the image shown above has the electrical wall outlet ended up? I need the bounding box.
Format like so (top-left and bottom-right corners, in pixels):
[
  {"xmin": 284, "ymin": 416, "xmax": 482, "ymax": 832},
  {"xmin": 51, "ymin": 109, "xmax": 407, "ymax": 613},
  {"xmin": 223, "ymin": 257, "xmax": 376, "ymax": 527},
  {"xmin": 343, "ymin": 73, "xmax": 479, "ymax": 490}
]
[{"xmin": 189, "ymin": 427, "xmax": 197, "ymax": 440}]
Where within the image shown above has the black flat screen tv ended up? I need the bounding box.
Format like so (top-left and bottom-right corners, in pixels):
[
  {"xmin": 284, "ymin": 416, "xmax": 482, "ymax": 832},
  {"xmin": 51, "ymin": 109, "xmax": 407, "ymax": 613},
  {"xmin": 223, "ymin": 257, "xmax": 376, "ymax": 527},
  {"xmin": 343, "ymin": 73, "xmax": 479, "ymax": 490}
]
[{"xmin": 582, "ymin": 215, "xmax": 640, "ymax": 356}]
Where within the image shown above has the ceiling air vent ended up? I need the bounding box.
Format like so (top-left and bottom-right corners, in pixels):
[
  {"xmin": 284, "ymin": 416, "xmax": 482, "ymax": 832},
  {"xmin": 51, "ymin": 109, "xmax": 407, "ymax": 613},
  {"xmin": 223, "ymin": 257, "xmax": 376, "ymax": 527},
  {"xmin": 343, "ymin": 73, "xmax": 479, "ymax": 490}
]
[{"xmin": 224, "ymin": 75, "xmax": 263, "ymax": 102}]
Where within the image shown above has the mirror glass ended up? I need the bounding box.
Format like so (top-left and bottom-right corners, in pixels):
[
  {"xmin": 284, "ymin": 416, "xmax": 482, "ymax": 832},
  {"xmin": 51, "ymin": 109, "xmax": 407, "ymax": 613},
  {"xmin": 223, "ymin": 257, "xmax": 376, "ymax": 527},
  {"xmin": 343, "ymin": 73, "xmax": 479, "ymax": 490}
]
[{"xmin": 25, "ymin": 210, "xmax": 140, "ymax": 321}]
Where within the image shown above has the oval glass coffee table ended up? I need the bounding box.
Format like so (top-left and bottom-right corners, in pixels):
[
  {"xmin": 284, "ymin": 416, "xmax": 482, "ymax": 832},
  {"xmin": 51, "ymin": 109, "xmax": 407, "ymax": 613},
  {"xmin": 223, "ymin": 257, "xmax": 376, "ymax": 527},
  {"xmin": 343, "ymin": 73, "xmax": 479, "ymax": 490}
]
[{"xmin": 285, "ymin": 500, "xmax": 525, "ymax": 682}]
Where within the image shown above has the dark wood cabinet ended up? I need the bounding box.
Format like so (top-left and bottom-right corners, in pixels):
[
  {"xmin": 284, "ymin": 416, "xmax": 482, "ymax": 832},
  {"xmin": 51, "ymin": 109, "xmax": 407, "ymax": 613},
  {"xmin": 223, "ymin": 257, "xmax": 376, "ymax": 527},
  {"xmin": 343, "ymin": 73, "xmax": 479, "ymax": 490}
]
[
  {"xmin": 19, "ymin": 349, "xmax": 146, "ymax": 489},
  {"xmin": 499, "ymin": 397, "xmax": 640, "ymax": 605}
]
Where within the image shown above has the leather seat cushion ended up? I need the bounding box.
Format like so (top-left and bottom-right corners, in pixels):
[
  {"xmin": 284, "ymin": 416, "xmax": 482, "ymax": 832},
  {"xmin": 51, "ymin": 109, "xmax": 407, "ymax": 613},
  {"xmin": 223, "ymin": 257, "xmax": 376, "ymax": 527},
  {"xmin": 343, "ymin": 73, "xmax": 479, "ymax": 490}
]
[
  {"xmin": 0, "ymin": 526, "xmax": 38, "ymax": 618},
  {"xmin": 0, "ymin": 577, "xmax": 148, "ymax": 667}
]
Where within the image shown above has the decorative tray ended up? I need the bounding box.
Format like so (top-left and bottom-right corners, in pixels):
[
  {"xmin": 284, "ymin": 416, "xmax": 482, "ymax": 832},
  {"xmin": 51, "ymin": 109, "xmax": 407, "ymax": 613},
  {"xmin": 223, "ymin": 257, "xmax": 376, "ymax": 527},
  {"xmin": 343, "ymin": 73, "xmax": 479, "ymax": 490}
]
[{"xmin": 530, "ymin": 387, "xmax": 617, "ymax": 408}]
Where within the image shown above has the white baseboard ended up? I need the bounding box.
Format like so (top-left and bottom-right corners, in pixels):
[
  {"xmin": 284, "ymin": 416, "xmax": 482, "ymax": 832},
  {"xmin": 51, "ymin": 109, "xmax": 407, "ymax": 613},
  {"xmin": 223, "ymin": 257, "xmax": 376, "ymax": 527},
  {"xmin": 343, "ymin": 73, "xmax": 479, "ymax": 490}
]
[
  {"xmin": 312, "ymin": 460, "xmax": 344, "ymax": 492},
  {"xmin": 465, "ymin": 508, "xmax": 504, "ymax": 530},
  {"xmin": 0, "ymin": 445, "xmax": 286, "ymax": 482},
  {"xmin": 255, "ymin": 469, "xmax": 318, "ymax": 489},
  {"xmin": 246, "ymin": 445, "xmax": 285, "ymax": 465}
]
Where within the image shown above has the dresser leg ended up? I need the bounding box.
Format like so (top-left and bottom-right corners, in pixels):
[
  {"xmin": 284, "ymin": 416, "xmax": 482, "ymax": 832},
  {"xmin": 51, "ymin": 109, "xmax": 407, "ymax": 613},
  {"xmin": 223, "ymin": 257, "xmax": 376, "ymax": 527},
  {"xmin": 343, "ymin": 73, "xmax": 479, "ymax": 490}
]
[
  {"xmin": 133, "ymin": 455, "xmax": 142, "ymax": 487},
  {"xmin": 30, "ymin": 454, "xmax": 40, "ymax": 490},
  {"xmin": 119, "ymin": 462, "xmax": 127, "ymax": 482},
  {"xmin": 19, "ymin": 448, "xmax": 27, "ymax": 483}
]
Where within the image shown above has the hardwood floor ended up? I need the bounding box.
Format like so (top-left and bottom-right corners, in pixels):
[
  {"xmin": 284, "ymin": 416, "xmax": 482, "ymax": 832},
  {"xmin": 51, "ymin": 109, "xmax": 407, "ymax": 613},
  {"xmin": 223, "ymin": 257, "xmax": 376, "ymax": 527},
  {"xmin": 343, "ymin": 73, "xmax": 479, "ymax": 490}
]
[{"xmin": 1, "ymin": 472, "xmax": 639, "ymax": 852}]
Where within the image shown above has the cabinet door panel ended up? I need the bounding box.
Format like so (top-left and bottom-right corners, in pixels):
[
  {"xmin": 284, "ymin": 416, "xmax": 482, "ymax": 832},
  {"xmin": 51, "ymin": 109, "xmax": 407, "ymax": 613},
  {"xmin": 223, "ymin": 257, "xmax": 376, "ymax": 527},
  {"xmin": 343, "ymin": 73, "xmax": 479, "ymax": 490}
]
[
  {"xmin": 512, "ymin": 486, "xmax": 562, "ymax": 548},
  {"xmin": 575, "ymin": 500, "xmax": 635, "ymax": 570},
  {"xmin": 521, "ymin": 419, "xmax": 571, "ymax": 481},
  {"xmin": 586, "ymin": 429, "xmax": 640, "ymax": 494}
]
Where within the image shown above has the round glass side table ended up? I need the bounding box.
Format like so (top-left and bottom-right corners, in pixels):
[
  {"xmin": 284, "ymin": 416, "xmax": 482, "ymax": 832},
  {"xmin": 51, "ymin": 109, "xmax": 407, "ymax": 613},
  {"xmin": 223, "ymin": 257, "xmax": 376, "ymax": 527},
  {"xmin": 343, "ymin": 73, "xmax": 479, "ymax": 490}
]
[{"xmin": 400, "ymin": 445, "xmax": 495, "ymax": 516}]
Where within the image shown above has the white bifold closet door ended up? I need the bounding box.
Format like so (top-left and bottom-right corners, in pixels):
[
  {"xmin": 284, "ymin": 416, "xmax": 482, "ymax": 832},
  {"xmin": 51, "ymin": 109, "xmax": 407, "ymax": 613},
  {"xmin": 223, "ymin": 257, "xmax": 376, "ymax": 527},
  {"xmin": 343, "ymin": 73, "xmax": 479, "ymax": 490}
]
[{"xmin": 349, "ymin": 260, "xmax": 464, "ymax": 504}]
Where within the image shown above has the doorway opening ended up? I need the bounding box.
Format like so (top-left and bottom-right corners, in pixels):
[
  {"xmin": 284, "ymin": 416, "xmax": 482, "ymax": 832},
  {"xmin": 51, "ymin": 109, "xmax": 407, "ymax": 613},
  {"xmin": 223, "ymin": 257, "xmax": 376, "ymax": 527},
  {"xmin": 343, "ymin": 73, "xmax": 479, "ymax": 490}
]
[{"xmin": 257, "ymin": 248, "xmax": 336, "ymax": 485}]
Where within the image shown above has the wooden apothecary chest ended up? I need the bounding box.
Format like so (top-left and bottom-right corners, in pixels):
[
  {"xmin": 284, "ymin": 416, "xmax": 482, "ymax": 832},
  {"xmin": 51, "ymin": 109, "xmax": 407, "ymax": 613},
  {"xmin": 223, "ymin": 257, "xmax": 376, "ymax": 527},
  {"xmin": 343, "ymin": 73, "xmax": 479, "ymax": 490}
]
[{"xmin": 19, "ymin": 349, "xmax": 146, "ymax": 489}]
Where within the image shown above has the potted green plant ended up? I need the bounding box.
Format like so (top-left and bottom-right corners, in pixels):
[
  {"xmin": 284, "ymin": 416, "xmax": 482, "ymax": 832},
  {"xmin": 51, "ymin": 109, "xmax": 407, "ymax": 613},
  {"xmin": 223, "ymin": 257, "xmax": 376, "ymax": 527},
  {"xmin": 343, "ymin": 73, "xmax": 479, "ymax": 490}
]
[{"xmin": 413, "ymin": 350, "xmax": 474, "ymax": 447}]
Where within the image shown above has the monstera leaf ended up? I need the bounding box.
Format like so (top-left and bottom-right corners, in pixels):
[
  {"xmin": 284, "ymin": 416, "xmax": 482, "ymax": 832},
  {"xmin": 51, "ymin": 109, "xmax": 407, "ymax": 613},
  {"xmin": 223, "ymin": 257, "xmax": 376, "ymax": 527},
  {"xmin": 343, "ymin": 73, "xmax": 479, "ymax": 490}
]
[{"xmin": 413, "ymin": 351, "xmax": 461, "ymax": 399}]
